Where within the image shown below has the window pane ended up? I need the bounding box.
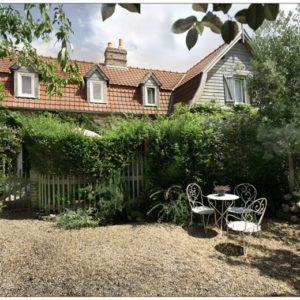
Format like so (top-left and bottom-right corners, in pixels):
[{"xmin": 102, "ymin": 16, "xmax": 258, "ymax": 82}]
[
  {"xmin": 147, "ymin": 87, "xmax": 155, "ymax": 104},
  {"xmin": 234, "ymin": 79, "xmax": 244, "ymax": 103},
  {"xmin": 22, "ymin": 75, "xmax": 32, "ymax": 95},
  {"xmin": 93, "ymin": 82, "xmax": 102, "ymax": 100}
]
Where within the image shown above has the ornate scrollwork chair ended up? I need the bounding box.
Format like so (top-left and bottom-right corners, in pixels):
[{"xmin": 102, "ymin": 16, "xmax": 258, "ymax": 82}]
[
  {"xmin": 186, "ymin": 183, "xmax": 216, "ymax": 233},
  {"xmin": 226, "ymin": 197, "xmax": 267, "ymax": 256},
  {"xmin": 227, "ymin": 183, "xmax": 257, "ymax": 215}
]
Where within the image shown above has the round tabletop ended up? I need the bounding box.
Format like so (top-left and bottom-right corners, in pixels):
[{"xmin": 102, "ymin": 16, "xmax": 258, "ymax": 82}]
[{"xmin": 207, "ymin": 193, "xmax": 239, "ymax": 201}]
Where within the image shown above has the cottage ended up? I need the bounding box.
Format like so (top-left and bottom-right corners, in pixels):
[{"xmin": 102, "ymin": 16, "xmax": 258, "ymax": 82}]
[{"xmin": 0, "ymin": 31, "xmax": 253, "ymax": 123}]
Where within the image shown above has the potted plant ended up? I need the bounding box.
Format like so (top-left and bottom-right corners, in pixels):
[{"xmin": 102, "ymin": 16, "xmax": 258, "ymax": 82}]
[{"xmin": 214, "ymin": 185, "xmax": 231, "ymax": 196}]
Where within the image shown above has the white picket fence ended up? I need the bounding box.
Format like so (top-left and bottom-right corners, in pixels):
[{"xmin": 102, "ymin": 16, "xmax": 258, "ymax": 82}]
[
  {"xmin": 37, "ymin": 155, "xmax": 146, "ymax": 212},
  {"xmin": 0, "ymin": 176, "xmax": 31, "ymax": 209}
]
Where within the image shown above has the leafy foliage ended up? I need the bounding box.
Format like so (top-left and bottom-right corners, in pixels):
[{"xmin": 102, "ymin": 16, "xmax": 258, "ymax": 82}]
[
  {"xmin": 101, "ymin": 3, "xmax": 281, "ymax": 49},
  {"xmin": 101, "ymin": 3, "xmax": 140, "ymax": 21},
  {"xmin": 147, "ymin": 185, "xmax": 189, "ymax": 224},
  {"xmin": 1, "ymin": 104, "xmax": 287, "ymax": 217},
  {"xmin": 248, "ymin": 6, "xmax": 300, "ymax": 192},
  {"xmin": 0, "ymin": 4, "xmax": 83, "ymax": 96},
  {"xmin": 57, "ymin": 208, "xmax": 99, "ymax": 229},
  {"xmin": 0, "ymin": 201, "xmax": 6, "ymax": 214},
  {"xmin": 0, "ymin": 124, "xmax": 21, "ymax": 194}
]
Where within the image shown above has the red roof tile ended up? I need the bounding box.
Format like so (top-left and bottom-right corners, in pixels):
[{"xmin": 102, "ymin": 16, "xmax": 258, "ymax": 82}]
[{"xmin": 0, "ymin": 56, "xmax": 184, "ymax": 91}]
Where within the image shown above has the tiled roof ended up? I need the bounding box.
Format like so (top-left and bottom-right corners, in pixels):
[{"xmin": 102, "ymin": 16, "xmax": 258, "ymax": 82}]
[
  {"xmin": 0, "ymin": 56, "xmax": 184, "ymax": 91},
  {"xmin": 0, "ymin": 42, "xmax": 230, "ymax": 115},
  {"xmin": 0, "ymin": 73, "xmax": 172, "ymax": 115},
  {"xmin": 177, "ymin": 43, "xmax": 227, "ymax": 87}
]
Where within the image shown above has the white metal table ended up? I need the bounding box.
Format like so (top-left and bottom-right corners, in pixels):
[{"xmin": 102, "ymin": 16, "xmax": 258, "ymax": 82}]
[{"xmin": 207, "ymin": 193, "xmax": 239, "ymax": 235}]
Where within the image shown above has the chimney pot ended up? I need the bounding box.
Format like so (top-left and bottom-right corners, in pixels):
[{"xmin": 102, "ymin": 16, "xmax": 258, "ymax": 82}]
[
  {"xmin": 118, "ymin": 38, "xmax": 123, "ymax": 49},
  {"xmin": 104, "ymin": 39, "xmax": 127, "ymax": 67}
]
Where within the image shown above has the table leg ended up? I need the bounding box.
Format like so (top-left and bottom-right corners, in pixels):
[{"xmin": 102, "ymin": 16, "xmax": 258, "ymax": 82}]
[{"xmin": 220, "ymin": 200, "xmax": 224, "ymax": 235}]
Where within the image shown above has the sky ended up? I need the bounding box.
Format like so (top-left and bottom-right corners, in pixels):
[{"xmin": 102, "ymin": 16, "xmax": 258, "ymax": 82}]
[{"xmin": 28, "ymin": 3, "xmax": 297, "ymax": 73}]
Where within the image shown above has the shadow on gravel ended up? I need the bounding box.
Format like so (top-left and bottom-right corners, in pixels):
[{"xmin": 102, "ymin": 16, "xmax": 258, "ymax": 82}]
[
  {"xmin": 186, "ymin": 224, "xmax": 218, "ymax": 239},
  {"xmin": 217, "ymin": 243, "xmax": 300, "ymax": 295},
  {"xmin": 0, "ymin": 210, "xmax": 37, "ymax": 220},
  {"xmin": 215, "ymin": 242, "xmax": 244, "ymax": 256}
]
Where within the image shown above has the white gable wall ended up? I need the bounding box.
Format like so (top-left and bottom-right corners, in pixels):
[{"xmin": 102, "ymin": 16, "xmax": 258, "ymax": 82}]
[{"xmin": 196, "ymin": 42, "xmax": 252, "ymax": 105}]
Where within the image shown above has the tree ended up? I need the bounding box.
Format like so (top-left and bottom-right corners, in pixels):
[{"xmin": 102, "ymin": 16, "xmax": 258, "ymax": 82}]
[
  {"xmin": 102, "ymin": 3, "xmax": 280, "ymax": 49},
  {"xmin": 0, "ymin": 4, "xmax": 83, "ymax": 96},
  {"xmin": 248, "ymin": 6, "xmax": 300, "ymax": 192}
]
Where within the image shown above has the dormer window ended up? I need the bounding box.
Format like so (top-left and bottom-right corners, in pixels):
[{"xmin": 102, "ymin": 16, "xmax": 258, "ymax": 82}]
[
  {"xmin": 141, "ymin": 72, "xmax": 161, "ymax": 107},
  {"xmin": 10, "ymin": 64, "xmax": 39, "ymax": 99},
  {"xmin": 145, "ymin": 87, "xmax": 157, "ymax": 106},
  {"xmin": 17, "ymin": 73, "xmax": 35, "ymax": 98},
  {"xmin": 85, "ymin": 65, "xmax": 108, "ymax": 104},
  {"xmin": 89, "ymin": 80, "xmax": 105, "ymax": 103}
]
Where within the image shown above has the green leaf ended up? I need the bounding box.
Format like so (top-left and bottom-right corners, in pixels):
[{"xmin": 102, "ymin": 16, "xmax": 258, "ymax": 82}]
[
  {"xmin": 172, "ymin": 16, "xmax": 197, "ymax": 34},
  {"xmin": 201, "ymin": 12, "xmax": 223, "ymax": 34},
  {"xmin": 264, "ymin": 4, "xmax": 279, "ymax": 21},
  {"xmin": 101, "ymin": 4, "xmax": 116, "ymax": 21},
  {"xmin": 221, "ymin": 20, "xmax": 239, "ymax": 44},
  {"xmin": 235, "ymin": 9, "xmax": 248, "ymax": 24},
  {"xmin": 212, "ymin": 4, "xmax": 232, "ymax": 14},
  {"xmin": 195, "ymin": 21, "xmax": 204, "ymax": 35},
  {"xmin": 119, "ymin": 4, "xmax": 140, "ymax": 13},
  {"xmin": 186, "ymin": 28, "xmax": 198, "ymax": 50},
  {"xmin": 246, "ymin": 4, "xmax": 265, "ymax": 31},
  {"xmin": 192, "ymin": 4, "xmax": 208, "ymax": 12}
]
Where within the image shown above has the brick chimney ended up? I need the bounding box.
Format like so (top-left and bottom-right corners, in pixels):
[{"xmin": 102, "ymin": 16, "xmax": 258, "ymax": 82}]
[{"xmin": 104, "ymin": 39, "xmax": 127, "ymax": 67}]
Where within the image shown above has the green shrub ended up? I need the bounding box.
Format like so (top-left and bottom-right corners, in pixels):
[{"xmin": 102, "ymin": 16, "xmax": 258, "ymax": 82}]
[
  {"xmin": 0, "ymin": 201, "xmax": 6, "ymax": 214},
  {"xmin": 147, "ymin": 185, "xmax": 189, "ymax": 224},
  {"xmin": 57, "ymin": 208, "xmax": 99, "ymax": 229},
  {"xmin": 0, "ymin": 104, "xmax": 287, "ymax": 216}
]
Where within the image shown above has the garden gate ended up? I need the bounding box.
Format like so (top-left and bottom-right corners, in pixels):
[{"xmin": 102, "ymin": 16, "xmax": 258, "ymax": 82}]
[{"xmin": 0, "ymin": 176, "xmax": 31, "ymax": 210}]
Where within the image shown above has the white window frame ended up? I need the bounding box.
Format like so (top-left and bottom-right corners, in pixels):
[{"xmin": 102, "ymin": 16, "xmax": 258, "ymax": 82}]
[
  {"xmin": 233, "ymin": 77, "xmax": 246, "ymax": 104},
  {"xmin": 144, "ymin": 86, "xmax": 158, "ymax": 107},
  {"xmin": 225, "ymin": 75, "xmax": 248, "ymax": 104},
  {"xmin": 89, "ymin": 80, "xmax": 106, "ymax": 103},
  {"xmin": 17, "ymin": 72, "xmax": 35, "ymax": 98}
]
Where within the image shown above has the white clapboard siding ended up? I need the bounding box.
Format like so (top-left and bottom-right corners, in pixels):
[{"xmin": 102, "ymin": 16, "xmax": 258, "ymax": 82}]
[{"xmin": 197, "ymin": 42, "xmax": 252, "ymax": 104}]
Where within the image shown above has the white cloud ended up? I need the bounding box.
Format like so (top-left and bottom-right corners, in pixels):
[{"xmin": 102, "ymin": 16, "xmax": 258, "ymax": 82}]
[{"xmin": 30, "ymin": 4, "xmax": 298, "ymax": 72}]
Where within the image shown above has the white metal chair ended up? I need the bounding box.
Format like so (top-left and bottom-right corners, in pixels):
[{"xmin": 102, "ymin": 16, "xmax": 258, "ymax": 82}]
[
  {"xmin": 226, "ymin": 197, "xmax": 267, "ymax": 256},
  {"xmin": 186, "ymin": 183, "xmax": 216, "ymax": 233},
  {"xmin": 227, "ymin": 183, "xmax": 257, "ymax": 215}
]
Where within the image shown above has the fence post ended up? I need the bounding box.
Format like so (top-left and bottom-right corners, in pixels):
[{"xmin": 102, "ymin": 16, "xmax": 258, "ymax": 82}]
[{"xmin": 30, "ymin": 169, "xmax": 39, "ymax": 210}]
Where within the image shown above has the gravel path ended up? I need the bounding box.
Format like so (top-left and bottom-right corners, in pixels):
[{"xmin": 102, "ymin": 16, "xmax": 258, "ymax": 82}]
[{"xmin": 0, "ymin": 215, "xmax": 299, "ymax": 296}]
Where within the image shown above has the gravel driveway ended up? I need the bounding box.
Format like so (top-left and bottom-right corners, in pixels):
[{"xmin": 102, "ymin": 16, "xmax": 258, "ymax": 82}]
[{"xmin": 0, "ymin": 214, "xmax": 299, "ymax": 296}]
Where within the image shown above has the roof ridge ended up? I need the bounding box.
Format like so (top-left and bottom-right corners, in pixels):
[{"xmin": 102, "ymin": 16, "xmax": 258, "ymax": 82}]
[
  {"xmin": 125, "ymin": 64, "xmax": 184, "ymax": 75},
  {"xmin": 29, "ymin": 54, "xmax": 185, "ymax": 74}
]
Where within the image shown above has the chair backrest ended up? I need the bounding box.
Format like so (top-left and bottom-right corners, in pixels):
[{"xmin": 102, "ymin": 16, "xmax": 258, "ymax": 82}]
[
  {"xmin": 186, "ymin": 183, "xmax": 204, "ymax": 208},
  {"xmin": 234, "ymin": 183, "xmax": 257, "ymax": 205},
  {"xmin": 242, "ymin": 197, "xmax": 267, "ymax": 226}
]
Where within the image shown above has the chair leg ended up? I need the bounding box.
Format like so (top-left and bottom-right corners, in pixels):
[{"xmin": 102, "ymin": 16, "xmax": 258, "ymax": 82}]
[
  {"xmin": 242, "ymin": 233, "xmax": 248, "ymax": 257},
  {"xmin": 202, "ymin": 215, "xmax": 207, "ymax": 233},
  {"xmin": 214, "ymin": 211, "xmax": 217, "ymax": 227},
  {"xmin": 207, "ymin": 214, "xmax": 210, "ymax": 230},
  {"xmin": 189, "ymin": 212, "xmax": 193, "ymax": 227}
]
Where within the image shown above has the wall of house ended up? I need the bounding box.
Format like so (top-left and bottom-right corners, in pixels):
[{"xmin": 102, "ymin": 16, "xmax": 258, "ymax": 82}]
[{"xmin": 196, "ymin": 41, "xmax": 252, "ymax": 105}]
